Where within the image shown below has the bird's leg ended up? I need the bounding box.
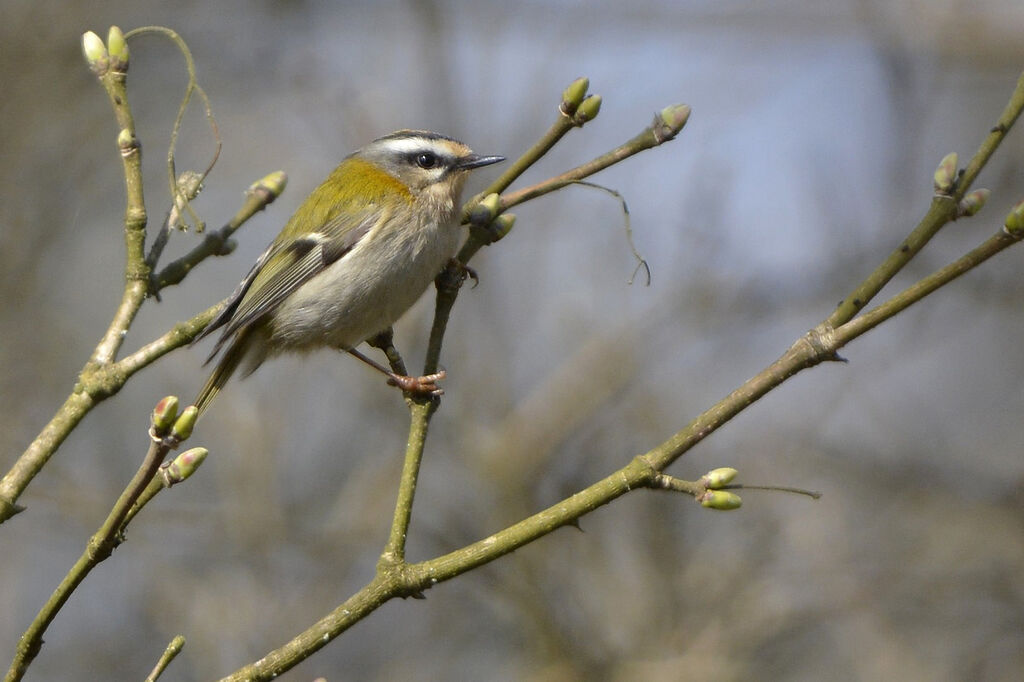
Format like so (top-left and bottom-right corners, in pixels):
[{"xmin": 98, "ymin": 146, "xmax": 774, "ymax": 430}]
[
  {"xmin": 366, "ymin": 328, "xmax": 408, "ymax": 376},
  {"xmin": 352, "ymin": 330, "xmax": 445, "ymax": 396}
]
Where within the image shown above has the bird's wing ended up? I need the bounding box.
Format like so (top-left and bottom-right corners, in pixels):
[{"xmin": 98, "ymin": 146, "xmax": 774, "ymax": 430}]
[
  {"xmin": 200, "ymin": 207, "xmax": 381, "ymax": 362},
  {"xmin": 193, "ymin": 242, "xmax": 282, "ymax": 346}
]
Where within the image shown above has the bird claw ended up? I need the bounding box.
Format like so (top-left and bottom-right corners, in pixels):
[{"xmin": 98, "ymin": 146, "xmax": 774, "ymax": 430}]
[
  {"xmin": 462, "ymin": 264, "xmax": 479, "ymax": 288},
  {"xmin": 387, "ymin": 370, "xmax": 446, "ymax": 396},
  {"xmin": 445, "ymin": 258, "xmax": 479, "ymax": 288}
]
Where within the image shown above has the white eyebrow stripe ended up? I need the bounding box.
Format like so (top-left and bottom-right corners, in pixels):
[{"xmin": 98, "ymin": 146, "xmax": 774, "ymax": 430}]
[{"xmin": 375, "ymin": 137, "xmax": 453, "ymax": 156}]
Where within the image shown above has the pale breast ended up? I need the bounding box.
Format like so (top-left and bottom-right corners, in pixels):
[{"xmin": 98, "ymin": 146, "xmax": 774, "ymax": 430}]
[{"xmin": 268, "ymin": 216, "xmax": 463, "ymax": 351}]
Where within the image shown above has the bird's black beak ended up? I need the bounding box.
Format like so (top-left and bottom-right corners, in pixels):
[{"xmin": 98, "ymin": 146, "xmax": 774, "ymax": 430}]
[{"xmin": 457, "ymin": 154, "xmax": 505, "ymax": 170}]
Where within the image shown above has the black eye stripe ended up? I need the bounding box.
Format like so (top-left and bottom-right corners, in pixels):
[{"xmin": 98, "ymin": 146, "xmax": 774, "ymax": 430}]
[{"xmin": 405, "ymin": 150, "xmax": 449, "ymax": 169}]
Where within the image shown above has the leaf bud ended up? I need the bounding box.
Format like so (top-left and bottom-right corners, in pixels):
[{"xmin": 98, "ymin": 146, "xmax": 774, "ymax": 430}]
[
  {"xmin": 654, "ymin": 103, "xmax": 691, "ymax": 142},
  {"xmin": 248, "ymin": 170, "xmax": 288, "ymax": 202},
  {"xmin": 933, "ymin": 152, "xmax": 958, "ymax": 195},
  {"xmin": 697, "ymin": 490, "xmax": 743, "ymax": 510},
  {"xmin": 81, "ymin": 31, "xmax": 109, "ymax": 74},
  {"xmin": 161, "ymin": 447, "xmax": 208, "ymax": 485},
  {"xmin": 170, "ymin": 406, "xmax": 199, "ymax": 442},
  {"xmin": 490, "ymin": 213, "xmax": 516, "ymax": 242},
  {"xmin": 151, "ymin": 396, "xmax": 180, "ymax": 434},
  {"xmin": 1004, "ymin": 199, "xmax": 1024, "ymax": 236},
  {"xmin": 107, "ymin": 26, "xmax": 129, "ymax": 71},
  {"xmin": 560, "ymin": 77, "xmax": 590, "ymax": 116},
  {"xmin": 958, "ymin": 188, "xmax": 990, "ymax": 217},
  {"xmin": 469, "ymin": 193, "xmax": 502, "ymax": 227},
  {"xmin": 573, "ymin": 95, "xmax": 602, "ymax": 125},
  {"xmin": 701, "ymin": 467, "xmax": 738, "ymax": 489}
]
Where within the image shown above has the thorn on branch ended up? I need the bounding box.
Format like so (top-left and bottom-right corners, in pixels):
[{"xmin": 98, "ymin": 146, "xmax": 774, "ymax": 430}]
[{"xmin": 565, "ymin": 518, "xmax": 584, "ymax": 533}]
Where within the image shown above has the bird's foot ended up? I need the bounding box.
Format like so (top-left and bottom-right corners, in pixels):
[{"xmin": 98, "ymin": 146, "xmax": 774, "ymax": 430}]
[{"xmin": 386, "ymin": 370, "xmax": 446, "ymax": 396}]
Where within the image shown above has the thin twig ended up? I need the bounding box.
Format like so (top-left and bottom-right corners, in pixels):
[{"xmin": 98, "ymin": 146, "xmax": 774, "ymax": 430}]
[
  {"xmin": 145, "ymin": 636, "xmax": 186, "ymax": 682},
  {"xmin": 827, "ymin": 70, "xmax": 1024, "ymax": 328},
  {"xmin": 125, "ymin": 26, "xmax": 221, "ymax": 233},
  {"xmin": 570, "ymin": 180, "xmax": 650, "ymax": 285},
  {"xmin": 6, "ymin": 438, "xmax": 173, "ymax": 682}
]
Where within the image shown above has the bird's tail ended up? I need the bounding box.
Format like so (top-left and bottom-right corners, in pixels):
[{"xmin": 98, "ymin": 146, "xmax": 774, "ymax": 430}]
[{"xmin": 193, "ymin": 336, "xmax": 250, "ymax": 416}]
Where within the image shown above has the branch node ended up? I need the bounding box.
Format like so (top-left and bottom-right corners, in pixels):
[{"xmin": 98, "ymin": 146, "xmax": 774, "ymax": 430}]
[{"xmin": 799, "ymin": 323, "xmax": 840, "ymax": 363}]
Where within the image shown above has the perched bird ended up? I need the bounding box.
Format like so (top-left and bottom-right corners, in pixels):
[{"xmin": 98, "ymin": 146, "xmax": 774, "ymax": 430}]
[{"xmin": 192, "ymin": 130, "xmax": 504, "ymax": 414}]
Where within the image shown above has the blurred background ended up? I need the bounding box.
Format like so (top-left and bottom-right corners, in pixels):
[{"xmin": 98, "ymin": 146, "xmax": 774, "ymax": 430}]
[{"xmin": 2, "ymin": 1, "xmax": 1024, "ymax": 680}]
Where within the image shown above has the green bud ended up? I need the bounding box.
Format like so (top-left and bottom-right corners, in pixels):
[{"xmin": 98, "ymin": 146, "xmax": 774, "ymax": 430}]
[
  {"xmin": 117, "ymin": 128, "xmax": 139, "ymax": 157},
  {"xmin": 560, "ymin": 77, "xmax": 590, "ymax": 116},
  {"xmin": 151, "ymin": 396, "xmax": 180, "ymax": 434},
  {"xmin": 220, "ymin": 238, "xmax": 238, "ymax": 255},
  {"xmin": 958, "ymin": 189, "xmax": 990, "ymax": 217},
  {"xmin": 161, "ymin": 447, "xmax": 208, "ymax": 485},
  {"xmin": 697, "ymin": 490, "xmax": 742, "ymax": 510},
  {"xmin": 573, "ymin": 95, "xmax": 602, "ymax": 125},
  {"xmin": 171, "ymin": 405, "xmax": 199, "ymax": 442},
  {"xmin": 649, "ymin": 104, "xmax": 692, "ymax": 143},
  {"xmin": 701, "ymin": 467, "xmax": 738, "ymax": 489},
  {"xmin": 248, "ymin": 170, "xmax": 288, "ymax": 202},
  {"xmin": 933, "ymin": 152, "xmax": 958, "ymax": 194},
  {"xmin": 469, "ymin": 193, "xmax": 502, "ymax": 227},
  {"xmin": 107, "ymin": 26, "xmax": 129, "ymax": 71},
  {"xmin": 1004, "ymin": 199, "xmax": 1024, "ymax": 235},
  {"xmin": 81, "ymin": 31, "xmax": 108, "ymax": 73},
  {"xmin": 490, "ymin": 213, "xmax": 516, "ymax": 242}
]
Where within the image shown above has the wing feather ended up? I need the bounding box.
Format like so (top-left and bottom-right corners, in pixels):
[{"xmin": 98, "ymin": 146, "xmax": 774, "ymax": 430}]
[{"xmin": 198, "ymin": 207, "xmax": 381, "ymax": 364}]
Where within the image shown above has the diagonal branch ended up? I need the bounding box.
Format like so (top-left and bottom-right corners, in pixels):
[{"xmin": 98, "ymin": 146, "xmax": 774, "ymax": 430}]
[
  {"xmin": 225, "ymin": 69, "xmax": 1024, "ymax": 682},
  {"xmin": 827, "ymin": 70, "xmax": 1024, "ymax": 328}
]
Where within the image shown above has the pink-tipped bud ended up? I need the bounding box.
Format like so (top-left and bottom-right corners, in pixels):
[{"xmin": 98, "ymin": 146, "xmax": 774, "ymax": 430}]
[
  {"xmin": 657, "ymin": 104, "xmax": 691, "ymax": 141},
  {"xmin": 152, "ymin": 396, "xmax": 180, "ymax": 434},
  {"xmin": 161, "ymin": 447, "xmax": 208, "ymax": 485},
  {"xmin": 958, "ymin": 188, "xmax": 990, "ymax": 217}
]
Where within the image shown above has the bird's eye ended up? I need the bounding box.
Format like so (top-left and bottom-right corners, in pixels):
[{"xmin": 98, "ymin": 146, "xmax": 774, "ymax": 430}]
[{"xmin": 415, "ymin": 152, "xmax": 438, "ymax": 169}]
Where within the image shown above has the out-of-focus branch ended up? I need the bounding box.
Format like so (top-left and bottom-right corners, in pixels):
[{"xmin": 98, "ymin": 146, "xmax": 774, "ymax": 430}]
[
  {"xmin": 827, "ymin": 70, "xmax": 1024, "ymax": 328},
  {"xmin": 126, "ymin": 25, "xmax": 222, "ymax": 235},
  {"xmin": 144, "ymin": 635, "xmax": 186, "ymax": 682},
  {"xmin": 0, "ymin": 26, "xmax": 281, "ymax": 522},
  {"xmin": 153, "ymin": 171, "xmax": 286, "ymax": 291},
  {"xmin": 6, "ymin": 402, "xmax": 204, "ymax": 682},
  {"xmin": 87, "ymin": 26, "xmax": 147, "ymax": 366}
]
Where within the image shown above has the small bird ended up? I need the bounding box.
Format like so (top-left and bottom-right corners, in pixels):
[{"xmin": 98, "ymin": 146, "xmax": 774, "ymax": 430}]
[{"xmin": 192, "ymin": 130, "xmax": 504, "ymax": 414}]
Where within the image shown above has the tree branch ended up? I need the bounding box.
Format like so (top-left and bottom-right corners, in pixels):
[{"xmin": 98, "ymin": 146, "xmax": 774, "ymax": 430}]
[
  {"xmin": 6, "ymin": 403, "xmax": 202, "ymax": 682},
  {"xmin": 224, "ymin": 69, "xmax": 1024, "ymax": 681}
]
